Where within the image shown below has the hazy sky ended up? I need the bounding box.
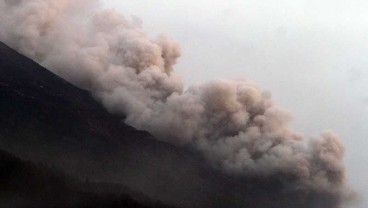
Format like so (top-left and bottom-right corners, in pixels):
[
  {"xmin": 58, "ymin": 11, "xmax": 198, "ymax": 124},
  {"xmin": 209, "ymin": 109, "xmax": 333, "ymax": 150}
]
[{"xmin": 102, "ymin": 1, "xmax": 368, "ymax": 207}]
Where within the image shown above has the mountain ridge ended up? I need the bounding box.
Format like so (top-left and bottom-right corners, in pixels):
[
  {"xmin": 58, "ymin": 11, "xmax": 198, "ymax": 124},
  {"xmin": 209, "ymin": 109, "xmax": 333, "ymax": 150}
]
[
  {"xmin": 0, "ymin": 41, "xmax": 338, "ymax": 208},
  {"xmin": 0, "ymin": 41, "xmax": 248, "ymax": 208},
  {"xmin": 0, "ymin": 148, "xmax": 178, "ymax": 208}
]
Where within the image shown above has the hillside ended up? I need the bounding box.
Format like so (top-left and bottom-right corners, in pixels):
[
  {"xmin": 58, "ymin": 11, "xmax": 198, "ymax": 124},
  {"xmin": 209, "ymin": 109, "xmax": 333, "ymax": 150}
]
[
  {"xmin": 0, "ymin": 149, "xmax": 177, "ymax": 208},
  {"xmin": 0, "ymin": 41, "xmax": 244, "ymax": 208},
  {"xmin": 0, "ymin": 41, "xmax": 337, "ymax": 208}
]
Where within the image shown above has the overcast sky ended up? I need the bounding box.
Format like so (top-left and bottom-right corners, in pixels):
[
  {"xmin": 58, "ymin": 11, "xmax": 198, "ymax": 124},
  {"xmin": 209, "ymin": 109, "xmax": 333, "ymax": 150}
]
[{"xmin": 102, "ymin": 1, "xmax": 368, "ymax": 207}]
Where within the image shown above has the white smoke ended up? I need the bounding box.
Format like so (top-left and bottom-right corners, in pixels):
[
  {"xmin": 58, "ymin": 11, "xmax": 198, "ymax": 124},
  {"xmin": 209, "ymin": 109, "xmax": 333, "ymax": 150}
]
[{"xmin": 0, "ymin": 0, "xmax": 354, "ymax": 206}]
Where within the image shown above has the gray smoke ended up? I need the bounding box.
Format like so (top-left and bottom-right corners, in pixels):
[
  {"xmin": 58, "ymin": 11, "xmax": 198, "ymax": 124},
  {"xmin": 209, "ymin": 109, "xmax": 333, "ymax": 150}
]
[{"xmin": 0, "ymin": 0, "xmax": 354, "ymax": 207}]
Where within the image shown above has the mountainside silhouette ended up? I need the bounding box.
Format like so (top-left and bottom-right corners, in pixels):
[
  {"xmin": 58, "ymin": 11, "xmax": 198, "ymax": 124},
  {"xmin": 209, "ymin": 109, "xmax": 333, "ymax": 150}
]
[
  {"xmin": 0, "ymin": 149, "xmax": 179, "ymax": 208},
  {"xmin": 0, "ymin": 41, "xmax": 210, "ymax": 208},
  {"xmin": 0, "ymin": 41, "xmax": 245, "ymax": 208},
  {"xmin": 0, "ymin": 42, "xmax": 336, "ymax": 208}
]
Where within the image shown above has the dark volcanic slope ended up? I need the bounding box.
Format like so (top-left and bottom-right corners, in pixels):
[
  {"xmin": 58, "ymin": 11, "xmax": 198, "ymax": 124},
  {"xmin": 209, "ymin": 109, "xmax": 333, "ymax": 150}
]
[
  {"xmin": 0, "ymin": 41, "xmax": 245, "ymax": 208},
  {"xmin": 0, "ymin": 40, "xmax": 141, "ymax": 155},
  {"xmin": 0, "ymin": 42, "xmax": 327, "ymax": 208},
  {"xmin": 0, "ymin": 149, "xmax": 177, "ymax": 208}
]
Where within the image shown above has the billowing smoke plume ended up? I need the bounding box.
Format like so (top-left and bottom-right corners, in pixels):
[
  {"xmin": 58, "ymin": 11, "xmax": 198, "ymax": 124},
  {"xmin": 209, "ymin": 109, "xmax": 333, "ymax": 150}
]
[{"xmin": 0, "ymin": 0, "xmax": 354, "ymax": 207}]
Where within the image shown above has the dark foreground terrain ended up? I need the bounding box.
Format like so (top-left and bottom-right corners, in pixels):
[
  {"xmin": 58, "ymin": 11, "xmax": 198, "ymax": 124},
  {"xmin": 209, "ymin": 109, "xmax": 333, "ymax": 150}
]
[
  {"xmin": 0, "ymin": 149, "xmax": 176, "ymax": 208},
  {"xmin": 0, "ymin": 42, "xmax": 336, "ymax": 208}
]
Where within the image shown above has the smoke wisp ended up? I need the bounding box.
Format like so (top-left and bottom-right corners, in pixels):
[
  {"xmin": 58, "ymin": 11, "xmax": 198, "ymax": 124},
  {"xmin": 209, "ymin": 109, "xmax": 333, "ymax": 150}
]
[{"xmin": 0, "ymin": 0, "xmax": 354, "ymax": 207}]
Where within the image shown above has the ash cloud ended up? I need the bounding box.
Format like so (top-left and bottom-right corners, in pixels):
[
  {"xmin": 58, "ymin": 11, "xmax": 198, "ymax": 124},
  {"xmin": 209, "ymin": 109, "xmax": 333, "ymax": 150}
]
[{"xmin": 0, "ymin": 0, "xmax": 354, "ymax": 207}]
